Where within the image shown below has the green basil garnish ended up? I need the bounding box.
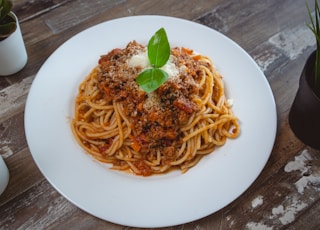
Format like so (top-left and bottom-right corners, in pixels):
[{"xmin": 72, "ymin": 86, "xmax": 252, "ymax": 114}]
[{"xmin": 136, "ymin": 28, "xmax": 170, "ymax": 93}]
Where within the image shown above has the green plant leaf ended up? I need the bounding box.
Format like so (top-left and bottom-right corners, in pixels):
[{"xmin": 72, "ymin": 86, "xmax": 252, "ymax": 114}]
[
  {"xmin": 0, "ymin": 21, "xmax": 16, "ymax": 38},
  {"xmin": 136, "ymin": 28, "xmax": 171, "ymax": 92},
  {"xmin": 136, "ymin": 68, "xmax": 168, "ymax": 93},
  {"xmin": 0, "ymin": 0, "xmax": 13, "ymax": 22},
  {"xmin": 147, "ymin": 27, "xmax": 170, "ymax": 68}
]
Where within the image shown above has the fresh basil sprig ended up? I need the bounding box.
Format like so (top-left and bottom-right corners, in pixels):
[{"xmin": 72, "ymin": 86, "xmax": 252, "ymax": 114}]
[{"xmin": 136, "ymin": 28, "xmax": 170, "ymax": 93}]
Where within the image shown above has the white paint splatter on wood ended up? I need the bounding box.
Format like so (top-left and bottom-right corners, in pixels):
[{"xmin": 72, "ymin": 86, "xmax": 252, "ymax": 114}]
[
  {"xmin": 268, "ymin": 25, "xmax": 315, "ymax": 60},
  {"xmin": 294, "ymin": 174, "xmax": 320, "ymax": 194},
  {"xmin": 284, "ymin": 149, "xmax": 320, "ymax": 194},
  {"xmin": 0, "ymin": 76, "xmax": 34, "ymax": 122},
  {"xmin": 284, "ymin": 149, "xmax": 312, "ymax": 174},
  {"xmin": 253, "ymin": 49, "xmax": 282, "ymax": 72},
  {"xmin": 244, "ymin": 149, "xmax": 320, "ymax": 228},
  {"xmin": 246, "ymin": 222, "xmax": 273, "ymax": 230},
  {"xmin": 0, "ymin": 145, "xmax": 13, "ymax": 158},
  {"xmin": 270, "ymin": 197, "xmax": 307, "ymax": 225},
  {"xmin": 226, "ymin": 215, "xmax": 235, "ymax": 228},
  {"xmin": 251, "ymin": 195, "xmax": 264, "ymax": 209}
]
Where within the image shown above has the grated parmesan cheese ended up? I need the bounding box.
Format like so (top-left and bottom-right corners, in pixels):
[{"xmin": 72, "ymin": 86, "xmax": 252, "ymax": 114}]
[
  {"xmin": 127, "ymin": 49, "xmax": 180, "ymax": 80},
  {"xmin": 161, "ymin": 56, "xmax": 179, "ymax": 80},
  {"xmin": 143, "ymin": 92, "xmax": 161, "ymax": 111},
  {"xmin": 127, "ymin": 48, "xmax": 149, "ymax": 69}
]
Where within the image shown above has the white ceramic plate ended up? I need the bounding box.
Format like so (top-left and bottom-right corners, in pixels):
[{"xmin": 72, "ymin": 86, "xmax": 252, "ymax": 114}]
[{"xmin": 25, "ymin": 15, "xmax": 277, "ymax": 228}]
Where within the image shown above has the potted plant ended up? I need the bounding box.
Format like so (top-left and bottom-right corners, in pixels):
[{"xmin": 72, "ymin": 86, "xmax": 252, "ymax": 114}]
[
  {"xmin": 0, "ymin": 0, "xmax": 28, "ymax": 76},
  {"xmin": 289, "ymin": 0, "xmax": 320, "ymax": 150}
]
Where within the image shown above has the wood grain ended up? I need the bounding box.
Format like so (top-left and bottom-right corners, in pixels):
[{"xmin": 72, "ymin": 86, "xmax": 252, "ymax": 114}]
[{"xmin": 1, "ymin": 0, "xmax": 320, "ymax": 229}]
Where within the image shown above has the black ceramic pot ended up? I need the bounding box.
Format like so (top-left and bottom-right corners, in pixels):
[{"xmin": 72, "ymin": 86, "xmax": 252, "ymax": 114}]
[{"xmin": 289, "ymin": 51, "xmax": 320, "ymax": 150}]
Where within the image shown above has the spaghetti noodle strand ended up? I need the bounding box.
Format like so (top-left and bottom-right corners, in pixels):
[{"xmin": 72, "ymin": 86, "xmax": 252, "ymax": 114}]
[{"xmin": 71, "ymin": 41, "xmax": 240, "ymax": 176}]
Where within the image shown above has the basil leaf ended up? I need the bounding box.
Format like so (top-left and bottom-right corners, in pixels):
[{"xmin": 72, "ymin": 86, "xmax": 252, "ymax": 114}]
[
  {"xmin": 136, "ymin": 68, "xmax": 168, "ymax": 93},
  {"xmin": 148, "ymin": 28, "xmax": 170, "ymax": 68},
  {"xmin": 136, "ymin": 28, "xmax": 171, "ymax": 93}
]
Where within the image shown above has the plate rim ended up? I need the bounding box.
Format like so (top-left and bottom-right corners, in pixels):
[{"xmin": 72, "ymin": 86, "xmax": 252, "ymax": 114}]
[{"xmin": 24, "ymin": 15, "xmax": 277, "ymax": 228}]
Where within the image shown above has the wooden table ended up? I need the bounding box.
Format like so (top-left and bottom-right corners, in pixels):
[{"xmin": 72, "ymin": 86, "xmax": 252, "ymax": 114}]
[{"xmin": 1, "ymin": 0, "xmax": 320, "ymax": 229}]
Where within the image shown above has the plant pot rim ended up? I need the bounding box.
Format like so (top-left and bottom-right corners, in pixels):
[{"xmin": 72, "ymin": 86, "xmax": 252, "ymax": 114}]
[{"xmin": 0, "ymin": 11, "xmax": 28, "ymax": 76}]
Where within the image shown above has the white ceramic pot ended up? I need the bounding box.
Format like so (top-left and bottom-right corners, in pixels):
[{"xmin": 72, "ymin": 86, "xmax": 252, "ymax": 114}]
[
  {"xmin": 0, "ymin": 12, "xmax": 28, "ymax": 76},
  {"xmin": 0, "ymin": 155, "xmax": 9, "ymax": 195}
]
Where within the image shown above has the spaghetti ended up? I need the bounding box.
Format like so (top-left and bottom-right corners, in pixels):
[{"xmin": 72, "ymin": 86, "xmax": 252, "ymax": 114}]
[{"xmin": 71, "ymin": 41, "xmax": 240, "ymax": 176}]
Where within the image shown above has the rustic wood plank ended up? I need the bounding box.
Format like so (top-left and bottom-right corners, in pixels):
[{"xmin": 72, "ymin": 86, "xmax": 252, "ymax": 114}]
[
  {"xmin": 0, "ymin": 78, "xmax": 10, "ymax": 90},
  {"xmin": 287, "ymin": 198, "xmax": 320, "ymax": 230},
  {"xmin": 60, "ymin": 0, "xmax": 223, "ymax": 33},
  {"xmin": 1, "ymin": 0, "xmax": 320, "ymax": 229},
  {"xmin": 0, "ymin": 179, "xmax": 78, "ymax": 229},
  {"xmin": 196, "ymin": 0, "xmax": 314, "ymax": 51},
  {"xmin": 0, "ymin": 147, "xmax": 43, "ymax": 206},
  {"xmin": 218, "ymin": 147, "xmax": 320, "ymax": 229},
  {"xmin": 12, "ymin": 0, "xmax": 72, "ymax": 22},
  {"xmin": 44, "ymin": 0, "xmax": 126, "ymax": 34},
  {"xmin": 0, "ymin": 76, "xmax": 33, "ymax": 122},
  {"xmin": 0, "ymin": 112, "xmax": 28, "ymax": 158}
]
